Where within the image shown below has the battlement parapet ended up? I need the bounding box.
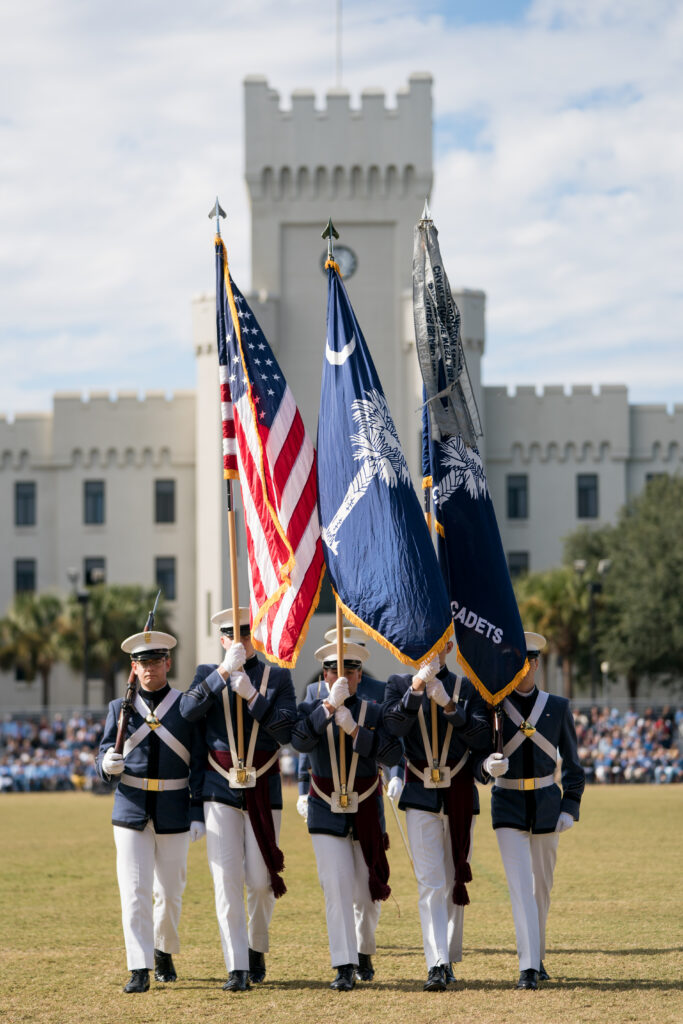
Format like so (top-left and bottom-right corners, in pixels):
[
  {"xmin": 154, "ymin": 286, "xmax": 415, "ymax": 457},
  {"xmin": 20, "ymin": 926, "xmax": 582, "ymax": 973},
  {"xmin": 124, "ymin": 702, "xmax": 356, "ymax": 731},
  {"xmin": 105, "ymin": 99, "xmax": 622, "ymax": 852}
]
[{"xmin": 244, "ymin": 73, "xmax": 432, "ymax": 200}]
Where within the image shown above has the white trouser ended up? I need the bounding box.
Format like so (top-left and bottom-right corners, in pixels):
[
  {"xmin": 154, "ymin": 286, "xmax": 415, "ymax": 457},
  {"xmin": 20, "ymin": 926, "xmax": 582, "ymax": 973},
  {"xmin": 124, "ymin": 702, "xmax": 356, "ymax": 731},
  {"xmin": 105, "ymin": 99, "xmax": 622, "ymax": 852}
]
[
  {"xmin": 113, "ymin": 821, "xmax": 190, "ymax": 971},
  {"xmin": 205, "ymin": 801, "xmax": 282, "ymax": 972},
  {"xmin": 311, "ymin": 832, "xmax": 381, "ymax": 968},
  {"xmin": 496, "ymin": 828, "xmax": 559, "ymax": 971},
  {"xmin": 406, "ymin": 808, "xmax": 475, "ymax": 969}
]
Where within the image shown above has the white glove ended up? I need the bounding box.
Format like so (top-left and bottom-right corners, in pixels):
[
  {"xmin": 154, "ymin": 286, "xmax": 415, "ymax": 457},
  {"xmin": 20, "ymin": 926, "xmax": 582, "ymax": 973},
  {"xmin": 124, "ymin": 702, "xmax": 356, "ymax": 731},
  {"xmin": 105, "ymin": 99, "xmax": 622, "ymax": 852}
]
[
  {"xmin": 230, "ymin": 670, "xmax": 257, "ymax": 702},
  {"xmin": 221, "ymin": 641, "xmax": 246, "ymax": 674},
  {"xmin": 327, "ymin": 678, "xmax": 350, "ymax": 708},
  {"xmin": 296, "ymin": 795, "xmax": 308, "ymax": 819},
  {"xmin": 412, "ymin": 654, "xmax": 440, "ymax": 688},
  {"xmin": 387, "ymin": 776, "xmax": 403, "ymax": 801},
  {"xmin": 483, "ymin": 753, "xmax": 509, "ymax": 778},
  {"xmin": 189, "ymin": 821, "xmax": 206, "ymax": 843},
  {"xmin": 555, "ymin": 812, "xmax": 574, "ymax": 833},
  {"xmin": 335, "ymin": 706, "xmax": 357, "ymax": 735},
  {"xmin": 102, "ymin": 748, "xmax": 124, "ymax": 776},
  {"xmin": 426, "ymin": 677, "xmax": 450, "ymax": 707}
]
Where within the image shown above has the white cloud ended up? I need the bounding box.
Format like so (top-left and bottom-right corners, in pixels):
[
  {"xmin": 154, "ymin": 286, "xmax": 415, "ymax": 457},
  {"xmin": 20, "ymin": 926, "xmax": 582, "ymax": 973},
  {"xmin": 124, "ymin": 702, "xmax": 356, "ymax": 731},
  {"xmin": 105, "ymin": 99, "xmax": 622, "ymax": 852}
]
[{"xmin": 0, "ymin": 0, "xmax": 681, "ymax": 416}]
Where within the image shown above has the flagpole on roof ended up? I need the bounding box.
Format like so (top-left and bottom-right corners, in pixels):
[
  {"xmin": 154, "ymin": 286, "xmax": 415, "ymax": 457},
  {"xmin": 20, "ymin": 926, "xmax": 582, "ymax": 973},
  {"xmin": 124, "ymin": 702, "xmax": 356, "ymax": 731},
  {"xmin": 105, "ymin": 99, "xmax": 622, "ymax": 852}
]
[{"xmin": 209, "ymin": 197, "xmax": 245, "ymax": 768}]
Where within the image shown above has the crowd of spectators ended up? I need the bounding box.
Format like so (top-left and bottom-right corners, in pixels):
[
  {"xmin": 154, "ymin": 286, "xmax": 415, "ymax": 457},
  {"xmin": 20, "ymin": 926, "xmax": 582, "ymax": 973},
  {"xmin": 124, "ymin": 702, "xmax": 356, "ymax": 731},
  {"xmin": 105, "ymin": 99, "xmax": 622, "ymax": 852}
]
[
  {"xmin": 0, "ymin": 713, "xmax": 107, "ymax": 793},
  {"xmin": 573, "ymin": 705, "xmax": 683, "ymax": 784},
  {"xmin": 1, "ymin": 704, "xmax": 681, "ymax": 792}
]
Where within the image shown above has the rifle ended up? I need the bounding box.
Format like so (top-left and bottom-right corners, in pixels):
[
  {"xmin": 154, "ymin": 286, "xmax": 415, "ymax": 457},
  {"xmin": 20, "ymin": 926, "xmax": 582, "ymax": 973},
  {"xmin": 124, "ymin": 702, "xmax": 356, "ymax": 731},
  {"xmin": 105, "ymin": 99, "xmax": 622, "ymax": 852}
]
[{"xmin": 114, "ymin": 591, "xmax": 161, "ymax": 755}]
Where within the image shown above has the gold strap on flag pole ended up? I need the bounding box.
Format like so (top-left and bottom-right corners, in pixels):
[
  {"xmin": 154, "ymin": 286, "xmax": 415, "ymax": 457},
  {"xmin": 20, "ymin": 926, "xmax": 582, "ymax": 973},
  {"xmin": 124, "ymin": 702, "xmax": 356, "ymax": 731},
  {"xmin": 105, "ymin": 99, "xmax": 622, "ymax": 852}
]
[{"xmin": 335, "ymin": 602, "xmax": 348, "ymax": 806}]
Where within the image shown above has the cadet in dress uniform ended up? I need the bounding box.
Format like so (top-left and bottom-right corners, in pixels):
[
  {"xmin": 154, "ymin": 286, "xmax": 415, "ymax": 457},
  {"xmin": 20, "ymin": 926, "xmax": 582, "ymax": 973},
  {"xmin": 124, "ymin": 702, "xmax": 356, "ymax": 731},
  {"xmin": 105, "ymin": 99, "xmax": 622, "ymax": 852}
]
[
  {"xmin": 296, "ymin": 626, "xmax": 386, "ymax": 827},
  {"xmin": 292, "ymin": 641, "xmax": 402, "ymax": 991},
  {"xmin": 383, "ymin": 640, "xmax": 491, "ymax": 991},
  {"xmin": 97, "ymin": 630, "xmax": 205, "ymax": 994},
  {"xmin": 476, "ymin": 632, "xmax": 585, "ymax": 990},
  {"xmin": 178, "ymin": 608, "xmax": 296, "ymax": 992}
]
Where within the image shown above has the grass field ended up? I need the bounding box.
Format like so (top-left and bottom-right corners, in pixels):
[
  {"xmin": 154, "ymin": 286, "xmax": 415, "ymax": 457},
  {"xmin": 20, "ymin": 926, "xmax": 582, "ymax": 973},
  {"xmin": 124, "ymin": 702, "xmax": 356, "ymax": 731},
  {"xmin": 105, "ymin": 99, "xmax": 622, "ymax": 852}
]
[{"xmin": 1, "ymin": 785, "xmax": 682, "ymax": 1024}]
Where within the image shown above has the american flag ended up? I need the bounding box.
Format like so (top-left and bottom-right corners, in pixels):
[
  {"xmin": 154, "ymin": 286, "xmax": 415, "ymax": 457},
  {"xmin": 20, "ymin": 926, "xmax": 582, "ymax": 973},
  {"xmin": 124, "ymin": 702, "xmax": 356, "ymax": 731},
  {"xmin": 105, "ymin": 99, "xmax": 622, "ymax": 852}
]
[{"xmin": 214, "ymin": 238, "xmax": 325, "ymax": 667}]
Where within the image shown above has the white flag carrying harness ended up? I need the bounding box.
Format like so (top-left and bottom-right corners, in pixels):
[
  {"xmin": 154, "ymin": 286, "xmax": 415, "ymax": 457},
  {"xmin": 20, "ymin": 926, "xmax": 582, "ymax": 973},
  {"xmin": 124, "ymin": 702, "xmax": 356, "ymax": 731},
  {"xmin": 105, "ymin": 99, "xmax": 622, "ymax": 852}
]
[
  {"xmin": 494, "ymin": 690, "xmax": 558, "ymax": 792},
  {"xmin": 120, "ymin": 688, "xmax": 190, "ymax": 792},
  {"xmin": 207, "ymin": 666, "xmax": 279, "ymax": 789},
  {"xmin": 406, "ymin": 677, "xmax": 469, "ymax": 789},
  {"xmin": 309, "ymin": 700, "xmax": 379, "ymax": 814}
]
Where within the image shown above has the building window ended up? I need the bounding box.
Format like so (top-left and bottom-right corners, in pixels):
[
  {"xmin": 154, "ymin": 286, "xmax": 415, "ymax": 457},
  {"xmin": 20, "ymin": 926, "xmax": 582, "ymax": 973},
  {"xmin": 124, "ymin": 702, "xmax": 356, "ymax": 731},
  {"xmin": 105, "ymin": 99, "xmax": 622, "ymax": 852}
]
[
  {"xmin": 506, "ymin": 474, "xmax": 528, "ymax": 519},
  {"xmin": 507, "ymin": 551, "xmax": 529, "ymax": 578},
  {"xmin": 15, "ymin": 481, "xmax": 36, "ymax": 526},
  {"xmin": 577, "ymin": 474, "xmax": 599, "ymax": 519},
  {"xmin": 156, "ymin": 557, "xmax": 176, "ymax": 601},
  {"xmin": 155, "ymin": 479, "xmax": 176, "ymax": 523},
  {"xmin": 84, "ymin": 480, "xmax": 105, "ymax": 524},
  {"xmin": 84, "ymin": 557, "xmax": 106, "ymax": 585},
  {"xmin": 15, "ymin": 558, "xmax": 36, "ymax": 593}
]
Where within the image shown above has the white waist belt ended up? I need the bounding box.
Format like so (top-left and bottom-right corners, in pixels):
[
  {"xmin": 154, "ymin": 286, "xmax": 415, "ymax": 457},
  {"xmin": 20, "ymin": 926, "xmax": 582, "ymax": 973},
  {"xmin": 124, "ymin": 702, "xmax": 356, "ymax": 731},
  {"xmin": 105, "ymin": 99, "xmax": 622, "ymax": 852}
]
[
  {"xmin": 120, "ymin": 773, "xmax": 188, "ymax": 792},
  {"xmin": 309, "ymin": 775, "xmax": 379, "ymax": 807},
  {"xmin": 494, "ymin": 773, "xmax": 555, "ymax": 792}
]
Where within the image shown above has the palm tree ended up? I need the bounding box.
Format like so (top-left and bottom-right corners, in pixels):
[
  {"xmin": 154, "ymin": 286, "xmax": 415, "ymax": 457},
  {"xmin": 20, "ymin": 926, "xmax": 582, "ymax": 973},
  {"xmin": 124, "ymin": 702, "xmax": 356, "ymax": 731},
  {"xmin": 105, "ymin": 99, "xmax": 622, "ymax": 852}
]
[
  {"xmin": 515, "ymin": 567, "xmax": 587, "ymax": 699},
  {"xmin": 0, "ymin": 593, "xmax": 65, "ymax": 709},
  {"xmin": 60, "ymin": 585, "xmax": 172, "ymax": 704}
]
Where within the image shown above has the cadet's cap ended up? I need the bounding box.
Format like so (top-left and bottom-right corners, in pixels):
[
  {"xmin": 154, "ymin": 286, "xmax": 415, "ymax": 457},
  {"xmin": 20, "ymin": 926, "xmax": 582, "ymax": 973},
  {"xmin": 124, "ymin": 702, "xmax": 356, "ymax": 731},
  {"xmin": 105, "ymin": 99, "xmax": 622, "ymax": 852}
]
[
  {"xmin": 524, "ymin": 631, "xmax": 546, "ymax": 654},
  {"xmin": 121, "ymin": 631, "xmax": 177, "ymax": 661},
  {"xmin": 314, "ymin": 642, "xmax": 368, "ymax": 669},
  {"xmin": 323, "ymin": 626, "xmax": 368, "ymax": 645},
  {"xmin": 211, "ymin": 607, "xmax": 251, "ymax": 634}
]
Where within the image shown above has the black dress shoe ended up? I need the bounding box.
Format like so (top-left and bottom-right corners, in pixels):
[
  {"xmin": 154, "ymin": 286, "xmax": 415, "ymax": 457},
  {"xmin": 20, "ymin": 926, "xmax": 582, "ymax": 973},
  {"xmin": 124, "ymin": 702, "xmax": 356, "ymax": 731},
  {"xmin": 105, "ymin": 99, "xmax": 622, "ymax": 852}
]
[
  {"xmin": 154, "ymin": 949, "xmax": 177, "ymax": 982},
  {"xmin": 516, "ymin": 968, "xmax": 539, "ymax": 990},
  {"xmin": 123, "ymin": 969, "xmax": 150, "ymax": 993},
  {"xmin": 248, "ymin": 948, "xmax": 266, "ymax": 984},
  {"xmin": 423, "ymin": 965, "xmax": 447, "ymax": 992},
  {"xmin": 539, "ymin": 961, "xmax": 550, "ymax": 981},
  {"xmin": 354, "ymin": 953, "xmax": 374, "ymax": 982},
  {"xmin": 330, "ymin": 964, "xmax": 356, "ymax": 991},
  {"xmin": 222, "ymin": 970, "xmax": 251, "ymax": 991},
  {"xmin": 444, "ymin": 963, "xmax": 456, "ymax": 984}
]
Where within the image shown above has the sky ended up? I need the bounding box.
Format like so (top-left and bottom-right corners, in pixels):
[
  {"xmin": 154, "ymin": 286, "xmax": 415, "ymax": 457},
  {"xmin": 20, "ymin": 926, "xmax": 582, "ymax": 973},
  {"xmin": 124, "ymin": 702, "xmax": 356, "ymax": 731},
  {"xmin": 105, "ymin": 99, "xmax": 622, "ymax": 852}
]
[{"xmin": 1, "ymin": 0, "xmax": 681, "ymax": 419}]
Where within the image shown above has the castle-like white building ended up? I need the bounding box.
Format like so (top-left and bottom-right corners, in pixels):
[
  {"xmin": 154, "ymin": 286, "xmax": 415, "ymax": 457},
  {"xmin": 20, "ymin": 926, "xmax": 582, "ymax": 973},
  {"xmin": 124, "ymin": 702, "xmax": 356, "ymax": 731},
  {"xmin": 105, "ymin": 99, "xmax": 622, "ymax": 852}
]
[{"xmin": 1, "ymin": 74, "xmax": 681, "ymax": 710}]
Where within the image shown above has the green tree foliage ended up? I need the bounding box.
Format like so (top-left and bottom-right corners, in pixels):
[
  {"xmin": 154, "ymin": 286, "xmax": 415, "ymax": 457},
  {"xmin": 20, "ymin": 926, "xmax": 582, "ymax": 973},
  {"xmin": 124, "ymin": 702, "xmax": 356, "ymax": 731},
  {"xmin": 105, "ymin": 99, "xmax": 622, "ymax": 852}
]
[
  {"xmin": 514, "ymin": 567, "xmax": 588, "ymax": 698},
  {"xmin": 60, "ymin": 585, "xmax": 173, "ymax": 704},
  {"xmin": 595, "ymin": 475, "xmax": 683, "ymax": 698},
  {"xmin": 0, "ymin": 593, "xmax": 65, "ymax": 709}
]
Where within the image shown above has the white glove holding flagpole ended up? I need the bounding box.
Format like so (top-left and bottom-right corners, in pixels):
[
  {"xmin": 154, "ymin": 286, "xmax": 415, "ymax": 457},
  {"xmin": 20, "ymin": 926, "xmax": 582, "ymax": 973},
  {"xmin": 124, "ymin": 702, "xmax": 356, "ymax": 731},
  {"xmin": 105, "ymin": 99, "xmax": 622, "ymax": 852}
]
[
  {"xmin": 483, "ymin": 753, "xmax": 509, "ymax": 778},
  {"xmin": 296, "ymin": 795, "xmax": 308, "ymax": 819},
  {"xmin": 426, "ymin": 677, "xmax": 450, "ymax": 707},
  {"xmin": 387, "ymin": 776, "xmax": 403, "ymax": 801},
  {"xmin": 222, "ymin": 642, "xmax": 246, "ymax": 674},
  {"xmin": 230, "ymin": 670, "xmax": 257, "ymax": 702},
  {"xmin": 412, "ymin": 654, "xmax": 440, "ymax": 689},
  {"xmin": 555, "ymin": 812, "xmax": 574, "ymax": 833},
  {"xmin": 335, "ymin": 706, "xmax": 357, "ymax": 735},
  {"xmin": 327, "ymin": 678, "xmax": 350, "ymax": 708},
  {"xmin": 102, "ymin": 748, "xmax": 125, "ymax": 776}
]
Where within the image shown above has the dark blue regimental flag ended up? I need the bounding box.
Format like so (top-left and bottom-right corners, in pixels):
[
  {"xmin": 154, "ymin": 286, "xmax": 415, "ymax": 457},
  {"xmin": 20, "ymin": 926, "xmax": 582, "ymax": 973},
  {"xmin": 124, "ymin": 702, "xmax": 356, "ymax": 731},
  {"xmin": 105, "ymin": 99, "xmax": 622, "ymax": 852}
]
[
  {"xmin": 317, "ymin": 262, "xmax": 452, "ymax": 667},
  {"xmin": 414, "ymin": 217, "xmax": 527, "ymax": 703}
]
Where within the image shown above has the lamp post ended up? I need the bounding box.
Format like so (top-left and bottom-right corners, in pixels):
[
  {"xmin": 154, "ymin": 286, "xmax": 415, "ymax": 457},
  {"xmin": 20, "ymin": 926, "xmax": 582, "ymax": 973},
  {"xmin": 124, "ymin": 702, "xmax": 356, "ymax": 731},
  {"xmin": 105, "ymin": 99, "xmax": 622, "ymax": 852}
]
[
  {"xmin": 67, "ymin": 568, "xmax": 90, "ymax": 710},
  {"xmin": 574, "ymin": 558, "xmax": 611, "ymax": 702}
]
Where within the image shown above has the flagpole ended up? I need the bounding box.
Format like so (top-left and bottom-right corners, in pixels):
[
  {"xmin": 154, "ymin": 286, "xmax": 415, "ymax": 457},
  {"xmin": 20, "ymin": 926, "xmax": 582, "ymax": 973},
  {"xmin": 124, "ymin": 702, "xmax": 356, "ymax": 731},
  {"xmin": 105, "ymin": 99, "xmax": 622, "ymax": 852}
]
[{"xmin": 210, "ymin": 197, "xmax": 245, "ymax": 770}]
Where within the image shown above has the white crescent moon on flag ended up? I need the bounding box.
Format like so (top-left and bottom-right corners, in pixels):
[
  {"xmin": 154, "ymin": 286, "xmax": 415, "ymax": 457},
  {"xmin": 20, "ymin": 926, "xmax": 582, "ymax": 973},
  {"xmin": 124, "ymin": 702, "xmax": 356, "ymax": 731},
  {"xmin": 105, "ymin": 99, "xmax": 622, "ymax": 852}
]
[{"xmin": 325, "ymin": 333, "xmax": 356, "ymax": 365}]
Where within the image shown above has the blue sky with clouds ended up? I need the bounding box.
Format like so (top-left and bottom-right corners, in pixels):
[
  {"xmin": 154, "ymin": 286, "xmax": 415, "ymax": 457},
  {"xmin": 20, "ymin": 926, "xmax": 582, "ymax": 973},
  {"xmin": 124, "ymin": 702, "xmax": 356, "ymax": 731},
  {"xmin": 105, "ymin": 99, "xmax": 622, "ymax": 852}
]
[{"xmin": 0, "ymin": 0, "xmax": 681, "ymax": 418}]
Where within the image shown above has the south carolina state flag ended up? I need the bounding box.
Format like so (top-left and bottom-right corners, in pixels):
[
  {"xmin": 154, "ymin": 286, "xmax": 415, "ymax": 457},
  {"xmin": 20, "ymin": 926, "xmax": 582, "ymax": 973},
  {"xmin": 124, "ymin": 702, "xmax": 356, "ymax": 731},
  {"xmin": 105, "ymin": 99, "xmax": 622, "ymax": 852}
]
[{"xmin": 317, "ymin": 262, "xmax": 452, "ymax": 667}]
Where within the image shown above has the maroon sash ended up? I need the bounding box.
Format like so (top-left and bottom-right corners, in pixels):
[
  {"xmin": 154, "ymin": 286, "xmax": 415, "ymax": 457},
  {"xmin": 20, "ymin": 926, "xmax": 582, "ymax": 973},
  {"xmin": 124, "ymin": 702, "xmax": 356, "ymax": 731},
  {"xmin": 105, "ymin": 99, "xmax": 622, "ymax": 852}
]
[
  {"xmin": 209, "ymin": 749, "xmax": 286, "ymax": 898},
  {"xmin": 409, "ymin": 759, "xmax": 474, "ymax": 906},
  {"xmin": 311, "ymin": 772, "xmax": 391, "ymax": 902}
]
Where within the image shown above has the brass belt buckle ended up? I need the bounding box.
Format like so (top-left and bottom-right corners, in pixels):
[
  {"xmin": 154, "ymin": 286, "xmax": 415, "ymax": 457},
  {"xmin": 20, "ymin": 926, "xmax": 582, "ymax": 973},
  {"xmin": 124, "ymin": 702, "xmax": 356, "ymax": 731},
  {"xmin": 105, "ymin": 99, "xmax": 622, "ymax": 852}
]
[
  {"xmin": 339, "ymin": 786, "xmax": 349, "ymax": 809},
  {"xmin": 146, "ymin": 778, "xmax": 160, "ymax": 792},
  {"xmin": 521, "ymin": 778, "xmax": 536, "ymax": 791},
  {"xmin": 431, "ymin": 763, "xmax": 442, "ymax": 785},
  {"xmin": 236, "ymin": 761, "xmax": 248, "ymax": 786}
]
